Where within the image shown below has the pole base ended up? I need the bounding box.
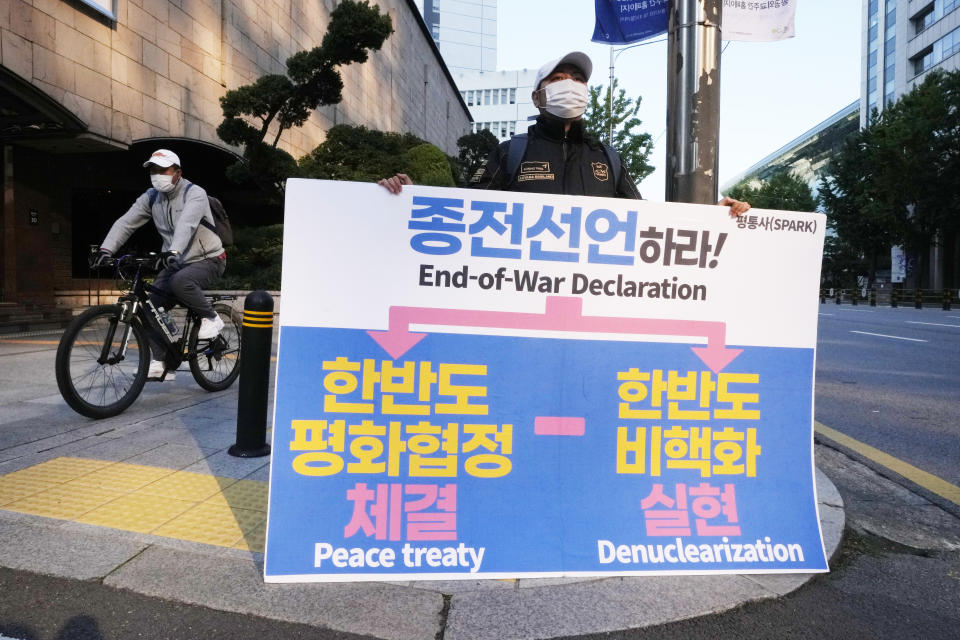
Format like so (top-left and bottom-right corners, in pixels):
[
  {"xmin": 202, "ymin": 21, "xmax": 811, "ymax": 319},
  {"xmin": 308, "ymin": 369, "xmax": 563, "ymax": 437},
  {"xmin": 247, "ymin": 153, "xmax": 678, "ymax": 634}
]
[{"xmin": 228, "ymin": 443, "xmax": 271, "ymax": 458}]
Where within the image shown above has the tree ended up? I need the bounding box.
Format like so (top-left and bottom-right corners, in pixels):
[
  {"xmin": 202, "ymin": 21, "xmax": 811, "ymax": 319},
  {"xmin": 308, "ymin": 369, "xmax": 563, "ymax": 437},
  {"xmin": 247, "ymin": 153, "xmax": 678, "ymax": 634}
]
[
  {"xmin": 725, "ymin": 170, "xmax": 818, "ymax": 212},
  {"xmin": 455, "ymin": 129, "xmax": 499, "ymax": 186},
  {"xmin": 582, "ymin": 78, "xmax": 654, "ymax": 183},
  {"xmin": 217, "ymin": 0, "xmax": 393, "ymax": 196},
  {"xmin": 298, "ymin": 125, "xmax": 454, "ymax": 186},
  {"xmin": 819, "ymin": 69, "xmax": 960, "ymax": 287},
  {"xmin": 819, "ymin": 130, "xmax": 899, "ymax": 287}
]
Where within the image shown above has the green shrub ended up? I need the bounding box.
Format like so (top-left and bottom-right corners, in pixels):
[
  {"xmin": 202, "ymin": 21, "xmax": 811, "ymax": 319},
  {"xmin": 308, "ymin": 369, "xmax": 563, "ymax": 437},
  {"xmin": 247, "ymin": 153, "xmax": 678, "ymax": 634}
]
[
  {"xmin": 404, "ymin": 143, "xmax": 455, "ymax": 187},
  {"xmin": 214, "ymin": 224, "xmax": 283, "ymax": 290}
]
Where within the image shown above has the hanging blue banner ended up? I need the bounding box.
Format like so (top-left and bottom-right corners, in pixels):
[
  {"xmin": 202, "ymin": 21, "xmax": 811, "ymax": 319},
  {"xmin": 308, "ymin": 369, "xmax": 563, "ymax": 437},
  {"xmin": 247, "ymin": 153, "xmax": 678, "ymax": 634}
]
[{"xmin": 592, "ymin": 0, "xmax": 670, "ymax": 45}]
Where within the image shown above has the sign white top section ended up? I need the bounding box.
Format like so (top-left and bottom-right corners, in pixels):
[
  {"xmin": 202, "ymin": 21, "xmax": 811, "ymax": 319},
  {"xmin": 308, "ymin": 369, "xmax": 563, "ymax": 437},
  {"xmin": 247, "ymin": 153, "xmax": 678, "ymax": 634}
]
[{"xmin": 280, "ymin": 179, "xmax": 825, "ymax": 350}]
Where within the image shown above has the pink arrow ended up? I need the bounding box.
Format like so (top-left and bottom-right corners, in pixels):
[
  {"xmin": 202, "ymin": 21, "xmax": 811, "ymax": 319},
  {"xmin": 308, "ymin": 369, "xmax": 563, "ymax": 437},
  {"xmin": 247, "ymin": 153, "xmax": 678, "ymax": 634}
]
[{"xmin": 366, "ymin": 296, "xmax": 743, "ymax": 372}]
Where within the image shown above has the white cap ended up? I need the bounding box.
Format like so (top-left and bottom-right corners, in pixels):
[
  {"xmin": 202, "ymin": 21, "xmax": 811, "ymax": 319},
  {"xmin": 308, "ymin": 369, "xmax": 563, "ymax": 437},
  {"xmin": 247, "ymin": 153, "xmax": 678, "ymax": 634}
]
[
  {"xmin": 143, "ymin": 149, "xmax": 181, "ymax": 169},
  {"xmin": 533, "ymin": 51, "xmax": 593, "ymax": 91}
]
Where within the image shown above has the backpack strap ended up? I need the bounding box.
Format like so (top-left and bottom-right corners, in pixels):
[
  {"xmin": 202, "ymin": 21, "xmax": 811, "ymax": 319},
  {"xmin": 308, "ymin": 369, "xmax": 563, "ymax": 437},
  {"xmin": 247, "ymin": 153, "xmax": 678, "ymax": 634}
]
[
  {"xmin": 601, "ymin": 142, "xmax": 622, "ymax": 191},
  {"xmin": 185, "ymin": 183, "xmax": 216, "ymax": 234},
  {"xmin": 504, "ymin": 133, "xmax": 528, "ymax": 184},
  {"xmin": 506, "ymin": 133, "xmax": 623, "ymax": 190}
]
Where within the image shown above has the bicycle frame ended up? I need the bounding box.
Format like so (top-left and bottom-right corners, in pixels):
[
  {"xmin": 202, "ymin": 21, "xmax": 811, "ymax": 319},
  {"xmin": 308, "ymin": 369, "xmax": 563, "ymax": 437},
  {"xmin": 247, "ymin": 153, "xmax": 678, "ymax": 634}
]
[{"xmin": 109, "ymin": 255, "xmax": 235, "ymax": 370}]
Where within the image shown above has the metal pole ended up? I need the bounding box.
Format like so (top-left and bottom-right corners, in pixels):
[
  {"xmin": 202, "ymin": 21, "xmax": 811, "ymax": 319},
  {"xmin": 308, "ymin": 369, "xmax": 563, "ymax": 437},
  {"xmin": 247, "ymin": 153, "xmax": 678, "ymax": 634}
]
[
  {"xmin": 666, "ymin": 0, "xmax": 722, "ymax": 204},
  {"xmin": 229, "ymin": 290, "xmax": 274, "ymax": 458},
  {"xmin": 608, "ymin": 46, "xmax": 615, "ymax": 144}
]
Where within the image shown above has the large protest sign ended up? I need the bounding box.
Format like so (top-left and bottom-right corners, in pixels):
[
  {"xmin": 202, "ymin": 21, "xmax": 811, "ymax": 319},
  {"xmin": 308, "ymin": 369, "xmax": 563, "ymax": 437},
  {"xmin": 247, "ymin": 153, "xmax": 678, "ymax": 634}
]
[{"xmin": 263, "ymin": 179, "xmax": 827, "ymax": 582}]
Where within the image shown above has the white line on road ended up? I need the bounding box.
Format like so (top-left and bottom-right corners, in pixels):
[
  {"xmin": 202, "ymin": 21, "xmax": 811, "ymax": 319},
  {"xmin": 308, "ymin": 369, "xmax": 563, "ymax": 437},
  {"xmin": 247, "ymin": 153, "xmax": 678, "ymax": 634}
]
[
  {"xmin": 905, "ymin": 321, "xmax": 960, "ymax": 328},
  {"xmin": 837, "ymin": 308, "xmax": 875, "ymax": 313},
  {"xmin": 818, "ymin": 313, "xmax": 834, "ymax": 316},
  {"xmin": 850, "ymin": 330, "xmax": 927, "ymax": 342}
]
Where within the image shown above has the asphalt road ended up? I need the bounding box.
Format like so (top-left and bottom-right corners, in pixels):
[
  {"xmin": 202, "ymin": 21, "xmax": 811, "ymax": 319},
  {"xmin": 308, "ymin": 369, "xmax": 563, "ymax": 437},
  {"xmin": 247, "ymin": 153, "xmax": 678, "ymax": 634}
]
[{"xmin": 813, "ymin": 304, "xmax": 960, "ymax": 505}]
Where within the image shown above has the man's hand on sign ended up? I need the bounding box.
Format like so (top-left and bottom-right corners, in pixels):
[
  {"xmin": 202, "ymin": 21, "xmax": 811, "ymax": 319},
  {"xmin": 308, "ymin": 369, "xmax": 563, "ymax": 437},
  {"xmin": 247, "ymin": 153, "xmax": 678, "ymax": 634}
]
[
  {"xmin": 719, "ymin": 196, "xmax": 751, "ymax": 217},
  {"xmin": 377, "ymin": 173, "xmax": 412, "ymax": 195}
]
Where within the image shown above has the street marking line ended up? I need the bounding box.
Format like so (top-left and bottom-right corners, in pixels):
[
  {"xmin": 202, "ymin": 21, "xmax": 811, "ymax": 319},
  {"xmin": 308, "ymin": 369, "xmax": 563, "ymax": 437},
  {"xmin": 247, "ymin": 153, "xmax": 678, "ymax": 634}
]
[
  {"xmin": 838, "ymin": 309, "xmax": 875, "ymax": 313},
  {"xmin": 850, "ymin": 330, "xmax": 927, "ymax": 342},
  {"xmin": 818, "ymin": 313, "xmax": 834, "ymax": 316},
  {"xmin": 815, "ymin": 421, "xmax": 960, "ymax": 506},
  {"xmin": 905, "ymin": 321, "xmax": 960, "ymax": 328}
]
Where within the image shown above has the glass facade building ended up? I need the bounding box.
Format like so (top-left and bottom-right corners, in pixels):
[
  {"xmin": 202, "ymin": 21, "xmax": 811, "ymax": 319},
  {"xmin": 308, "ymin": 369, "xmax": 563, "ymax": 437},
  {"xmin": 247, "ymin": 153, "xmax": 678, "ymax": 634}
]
[{"xmin": 861, "ymin": 0, "xmax": 960, "ymax": 126}]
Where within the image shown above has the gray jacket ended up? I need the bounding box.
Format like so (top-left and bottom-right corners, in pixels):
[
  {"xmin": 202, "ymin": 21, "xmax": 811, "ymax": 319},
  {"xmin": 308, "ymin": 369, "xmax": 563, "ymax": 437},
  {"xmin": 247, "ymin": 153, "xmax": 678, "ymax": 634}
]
[{"xmin": 101, "ymin": 178, "xmax": 223, "ymax": 263}]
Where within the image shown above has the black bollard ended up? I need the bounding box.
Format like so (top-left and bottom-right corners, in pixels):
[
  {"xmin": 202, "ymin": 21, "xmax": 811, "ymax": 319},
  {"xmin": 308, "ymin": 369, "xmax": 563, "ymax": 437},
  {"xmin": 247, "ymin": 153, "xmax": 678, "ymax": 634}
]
[
  {"xmin": 229, "ymin": 290, "xmax": 274, "ymax": 458},
  {"xmin": 914, "ymin": 288, "xmax": 922, "ymax": 309},
  {"xmin": 943, "ymin": 288, "xmax": 951, "ymax": 311},
  {"xmin": 891, "ymin": 288, "xmax": 899, "ymax": 308},
  {"xmin": 870, "ymin": 288, "xmax": 877, "ymax": 306}
]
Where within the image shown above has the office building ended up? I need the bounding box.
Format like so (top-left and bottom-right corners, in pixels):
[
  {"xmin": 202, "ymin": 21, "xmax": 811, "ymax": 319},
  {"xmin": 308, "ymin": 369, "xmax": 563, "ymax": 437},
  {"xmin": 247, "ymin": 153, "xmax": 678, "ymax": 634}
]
[
  {"xmin": 456, "ymin": 69, "xmax": 540, "ymax": 141},
  {"xmin": 862, "ymin": 0, "xmax": 960, "ymax": 123},
  {"xmin": 720, "ymin": 102, "xmax": 860, "ymax": 195},
  {"xmin": 0, "ymin": 0, "xmax": 471, "ymax": 306},
  {"xmin": 418, "ymin": 0, "xmax": 497, "ymax": 73}
]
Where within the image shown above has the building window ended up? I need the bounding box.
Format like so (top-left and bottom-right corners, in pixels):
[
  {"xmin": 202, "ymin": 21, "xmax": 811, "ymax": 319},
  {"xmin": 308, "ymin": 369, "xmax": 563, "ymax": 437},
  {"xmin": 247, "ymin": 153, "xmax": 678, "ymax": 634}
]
[
  {"xmin": 509, "ymin": 88, "xmax": 516, "ymax": 104},
  {"xmin": 500, "ymin": 122, "xmax": 508, "ymax": 138},
  {"xmin": 912, "ymin": 26, "xmax": 960, "ymax": 74},
  {"xmin": 492, "ymin": 89, "xmax": 499, "ymax": 105},
  {"xmin": 509, "ymin": 121, "xmax": 516, "ymax": 135},
  {"xmin": 484, "ymin": 89, "xmax": 491, "ymax": 105}
]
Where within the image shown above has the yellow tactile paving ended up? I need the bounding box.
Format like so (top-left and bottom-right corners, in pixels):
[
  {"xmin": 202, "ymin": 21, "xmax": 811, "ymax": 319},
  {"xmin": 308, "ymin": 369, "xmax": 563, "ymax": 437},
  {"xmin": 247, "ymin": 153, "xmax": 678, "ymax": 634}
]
[
  {"xmin": 138, "ymin": 471, "xmax": 239, "ymax": 502},
  {"xmin": 0, "ymin": 457, "xmax": 271, "ymax": 552},
  {"xmin": 2, "ymin": 457, "xmax": 112, "ymax": 484},
  {"xmin": 201, "ymin": 479, "xmax": 267, "ymax": 512},
  {"xmin": 76, "ymin": 493, "xmax": 196, "ymax": 533},
  {"xmin": 5, "ymin": 485, "xmax": 123, "ymax": 520},
  {"xmin": 65, "ymin": 463, "xmax": 172, "ymax": 492},
  {"xmin": 233, "ymin": 520, "xmax": 266, "ymax": 553},
  {"xmin": 153, "ymin": 502, "xmax": 266, "ymax": 548},
  {"xmin": 0, "ymin": 475, "xmax": 59, "ymax": 506}
]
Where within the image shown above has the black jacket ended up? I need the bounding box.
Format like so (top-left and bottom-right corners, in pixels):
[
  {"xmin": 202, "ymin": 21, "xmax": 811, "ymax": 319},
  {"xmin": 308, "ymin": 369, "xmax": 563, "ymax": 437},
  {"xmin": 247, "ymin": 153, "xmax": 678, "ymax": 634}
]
[{"xmin": 469, "ymin": 115, "xmax": 642, "ymax": 199}]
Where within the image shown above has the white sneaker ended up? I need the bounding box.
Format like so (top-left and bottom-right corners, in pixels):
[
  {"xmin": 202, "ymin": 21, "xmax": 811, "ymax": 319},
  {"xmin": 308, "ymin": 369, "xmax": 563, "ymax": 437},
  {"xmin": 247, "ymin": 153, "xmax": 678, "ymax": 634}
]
[
  {"xmin": 197, "ymin": 314, "xmax": 225, "ymax": 340},
  {"xmin": 147, "ymin": 360, "xmax": 175, "ymax": 381}
]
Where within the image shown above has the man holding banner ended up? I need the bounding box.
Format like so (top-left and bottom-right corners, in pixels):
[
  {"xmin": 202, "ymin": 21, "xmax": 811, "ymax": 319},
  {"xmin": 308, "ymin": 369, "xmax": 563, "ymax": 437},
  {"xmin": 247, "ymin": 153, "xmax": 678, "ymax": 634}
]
[{"xmin": 379, "ymin": 52, "xmax": 749, "ymax": 216}]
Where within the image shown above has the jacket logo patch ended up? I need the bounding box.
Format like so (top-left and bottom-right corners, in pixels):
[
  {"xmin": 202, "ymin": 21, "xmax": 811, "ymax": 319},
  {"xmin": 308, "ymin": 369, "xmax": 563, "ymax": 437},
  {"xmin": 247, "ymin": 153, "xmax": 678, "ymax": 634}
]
[
  {"xmin": 592, "ymin": 162, "xmax": 610, "ymax": 182},
  {"xmin": 517, "ymin": 161, "xmax": 554, "ymax": 182}
]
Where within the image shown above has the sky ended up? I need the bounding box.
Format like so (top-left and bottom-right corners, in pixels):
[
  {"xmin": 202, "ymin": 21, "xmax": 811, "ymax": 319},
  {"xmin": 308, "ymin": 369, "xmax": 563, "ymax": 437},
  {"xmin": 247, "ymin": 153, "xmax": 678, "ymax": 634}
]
[{"xmin": 495, "ymin": 1, "xmax": 862, "ymax": 201}]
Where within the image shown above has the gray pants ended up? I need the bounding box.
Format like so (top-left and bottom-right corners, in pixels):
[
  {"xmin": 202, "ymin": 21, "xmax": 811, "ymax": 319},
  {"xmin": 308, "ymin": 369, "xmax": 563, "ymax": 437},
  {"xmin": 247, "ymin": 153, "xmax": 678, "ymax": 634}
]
[{"xmin": 149, "ymin": 256, "xmax": 226, "ymax": 359}]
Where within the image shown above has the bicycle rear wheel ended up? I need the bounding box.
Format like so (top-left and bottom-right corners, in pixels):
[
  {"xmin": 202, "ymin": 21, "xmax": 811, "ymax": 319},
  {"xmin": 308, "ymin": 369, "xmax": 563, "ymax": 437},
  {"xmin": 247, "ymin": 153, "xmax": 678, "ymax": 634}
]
[
  {"xmin": 188, "ymin": 303, "xmax": 242, "ymax": 391},
  {"xmin": 55, "ymin": 304, "xmax": 150, "ymax": 419}
]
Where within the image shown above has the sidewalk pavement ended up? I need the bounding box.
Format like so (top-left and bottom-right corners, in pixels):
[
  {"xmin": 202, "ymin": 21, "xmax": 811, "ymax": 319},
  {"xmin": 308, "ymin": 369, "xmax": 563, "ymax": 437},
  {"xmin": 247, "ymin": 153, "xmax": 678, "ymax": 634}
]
[{"xmin": 0, "ymin": 334, "xmax": 844, "ymax": 640}]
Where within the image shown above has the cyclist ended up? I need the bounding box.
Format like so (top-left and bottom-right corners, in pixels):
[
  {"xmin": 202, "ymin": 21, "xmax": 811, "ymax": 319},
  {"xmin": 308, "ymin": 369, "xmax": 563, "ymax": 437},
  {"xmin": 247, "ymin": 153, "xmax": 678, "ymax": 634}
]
[{"xmin": 91, "ymin": 149, "xmax": 226, "ymax": 381}]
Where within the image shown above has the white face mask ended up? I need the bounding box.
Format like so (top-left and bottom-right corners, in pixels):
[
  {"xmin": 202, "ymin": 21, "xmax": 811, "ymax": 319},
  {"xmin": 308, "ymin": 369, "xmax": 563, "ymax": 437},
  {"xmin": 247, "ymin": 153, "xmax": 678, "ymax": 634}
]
[
  {"xmin": 540, "ymin": 79, "xmax": 589, "ymax": 119},
  {"xmin": 150, "ymin": 173, "xmax": 177, "ymax": 193}
]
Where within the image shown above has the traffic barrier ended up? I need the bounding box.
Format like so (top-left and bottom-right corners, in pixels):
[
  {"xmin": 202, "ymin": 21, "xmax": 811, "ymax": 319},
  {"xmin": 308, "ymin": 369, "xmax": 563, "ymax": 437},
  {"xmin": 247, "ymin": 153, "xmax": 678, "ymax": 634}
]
[
  {"xmin": 944, "ymin": 288, "xmax": 952, "ymax": 311},
  {"xmin": 914, "ymin": 288, "xmax": 923, "ymax": 309},
  {"xmin": 851, "ymin": 288, "xmax": 858, "ymax": 305},
  {"xmin": 891, "ymin": 288, "xmax": 899, "ymax": 308},
  {"xmin": 229, "ymin": 290, "xmax": 274, "ymax": 458},
  {"xmin": 869, "ymin": 288, "xmax": 877, "ymax": 306},
  {"xmin": 835, "ymin": 288, "xmax": 841, "ymax": 304}
]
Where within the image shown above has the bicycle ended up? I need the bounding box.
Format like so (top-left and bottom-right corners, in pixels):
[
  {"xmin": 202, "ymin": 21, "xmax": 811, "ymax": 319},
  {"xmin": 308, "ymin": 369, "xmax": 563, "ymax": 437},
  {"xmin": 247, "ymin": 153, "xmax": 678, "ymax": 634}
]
[{"xmin": 55, "ymin": 253, "xmax": 242, "ymax": 419}]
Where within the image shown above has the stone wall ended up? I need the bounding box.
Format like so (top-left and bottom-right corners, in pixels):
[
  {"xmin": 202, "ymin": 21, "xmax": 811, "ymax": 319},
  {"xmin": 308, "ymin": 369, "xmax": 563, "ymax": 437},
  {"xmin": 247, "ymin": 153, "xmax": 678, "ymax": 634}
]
[{"xmin": 1, "ymin": 0, "xmax": 471, "ymax": 156}]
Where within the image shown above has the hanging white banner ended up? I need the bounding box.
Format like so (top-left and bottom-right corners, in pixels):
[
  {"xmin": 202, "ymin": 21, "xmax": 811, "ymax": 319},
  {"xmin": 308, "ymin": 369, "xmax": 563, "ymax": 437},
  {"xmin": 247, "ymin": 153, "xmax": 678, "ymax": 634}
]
[{"xmin": 723, "ymin": 0, "xmax": 797, "ymax": 42}]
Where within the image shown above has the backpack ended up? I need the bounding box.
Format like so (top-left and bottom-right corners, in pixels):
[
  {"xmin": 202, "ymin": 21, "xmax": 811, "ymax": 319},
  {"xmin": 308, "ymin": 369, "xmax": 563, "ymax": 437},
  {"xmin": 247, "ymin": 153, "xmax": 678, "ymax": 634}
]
[
  {"xmin": 504, "ymin": 133, "xmax": 622, "ymax": 190},
  {"xmin": 148, "ymin": 185, "xmax": 234, "ymax": 247}
]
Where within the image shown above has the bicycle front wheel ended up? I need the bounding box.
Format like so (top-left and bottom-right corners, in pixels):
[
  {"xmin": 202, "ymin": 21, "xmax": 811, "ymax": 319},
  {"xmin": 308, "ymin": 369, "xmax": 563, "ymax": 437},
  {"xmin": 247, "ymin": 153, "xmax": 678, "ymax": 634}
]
[
  {"xmin": 55, "ymin": 304, "xmax": 150, "ymax": 419},
  {"xmin": 188, "ymin": 303, "xmax": 242, "ymax": 392}
]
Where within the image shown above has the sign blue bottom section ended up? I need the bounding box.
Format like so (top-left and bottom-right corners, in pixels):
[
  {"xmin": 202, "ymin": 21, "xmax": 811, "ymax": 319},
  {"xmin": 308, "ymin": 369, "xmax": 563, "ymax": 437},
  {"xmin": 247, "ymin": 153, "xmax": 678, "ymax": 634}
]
[{"xmin": 266, "ymin": 327, "xmax": 827, "ymax": 578}]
